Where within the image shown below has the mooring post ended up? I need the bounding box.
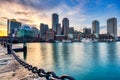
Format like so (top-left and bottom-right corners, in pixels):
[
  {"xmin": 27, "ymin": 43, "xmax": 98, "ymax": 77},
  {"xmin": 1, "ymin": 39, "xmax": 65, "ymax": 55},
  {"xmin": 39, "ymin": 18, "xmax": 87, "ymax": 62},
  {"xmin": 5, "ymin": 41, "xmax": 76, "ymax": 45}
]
[
  {"xmin": 7, "ymin": 43, "xmax": 12, "ymax": 54},
  {"xmin": 3, "ymin": 41, "xmax": 6, "ymax": 47},
  {"xmin": 23, "ymin": 42, "xmax": 27, "ymax": 60}
]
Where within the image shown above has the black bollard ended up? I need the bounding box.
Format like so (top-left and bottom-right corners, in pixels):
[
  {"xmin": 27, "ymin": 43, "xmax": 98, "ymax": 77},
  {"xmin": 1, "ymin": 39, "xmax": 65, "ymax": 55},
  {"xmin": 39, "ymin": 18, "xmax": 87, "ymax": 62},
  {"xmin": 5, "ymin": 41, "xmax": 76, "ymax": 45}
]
[
  {"xmin": 23, "ymin": 42, "xmax": 27, "ymax": 60},
  {"xmin": 3, "ymin": 42, "xmax": 6, "ymax": 47},
  {"xmin": 7, "ymin": 43, "xmax": 12, "ymax": 54}
]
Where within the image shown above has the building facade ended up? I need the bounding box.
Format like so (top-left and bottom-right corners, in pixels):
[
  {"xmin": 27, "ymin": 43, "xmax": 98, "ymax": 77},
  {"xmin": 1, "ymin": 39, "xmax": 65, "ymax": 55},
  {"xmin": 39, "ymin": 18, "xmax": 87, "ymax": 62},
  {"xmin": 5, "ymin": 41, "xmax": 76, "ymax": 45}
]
[
  {"xmin": 83, "ymin": 28, "xmax": 91, "ymax": 35},
  {"xmin": 16, "ymin": 25, "xmax": 34, "ymax": 37},
  {"xmin": 46, "ymin": 29, "xmax": 55, "ymax": 41},
  {"xmin": 40, "ymin": 23, "xmax": 49, "ymax": 40},
  {"xmin": 7, "ymin": 19, "xmax": 21, "ymax": 36},
  {"xmin": 52, "ymin": 13, "xmax": 59, "ymax": 32},
  {"xmin": 92, "ymin": 20, "xmax": 99, "ymax": 38},
  {"xmin": 68, "ymin": 27, "xmax": 74, "ymax": 34},
  {"xmin": 31, "ymin": 27, "xmax": 39, "ymax": 38},
  {"xmin": 107, "ymin": 17, "xmax": 117, "ymax": 38},
  {"xmin": 92, "ymin": 20, "xmax": 99, "ymax": 34},
  {"xmin": 56, "ymin": 23, "xmax": 61, "ymax": 35},
  {"xmin": 62, "ymin": 18, "xmax": 69, "ymax": 35}
]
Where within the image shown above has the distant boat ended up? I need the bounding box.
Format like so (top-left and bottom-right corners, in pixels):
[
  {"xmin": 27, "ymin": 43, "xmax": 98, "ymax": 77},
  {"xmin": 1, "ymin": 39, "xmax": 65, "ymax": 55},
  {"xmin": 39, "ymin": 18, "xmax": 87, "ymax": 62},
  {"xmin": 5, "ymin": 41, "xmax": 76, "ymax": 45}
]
[
  {"xmin": 62, "ymin": 40, "xmax": 72, "ymax": 43},
  {"xmin": 55, "ymin": 41, "xmax": 61, "ymax": 43},
  {"xmin": 81, "ymin": 38, "xmax": 97, "ymax": 42}
]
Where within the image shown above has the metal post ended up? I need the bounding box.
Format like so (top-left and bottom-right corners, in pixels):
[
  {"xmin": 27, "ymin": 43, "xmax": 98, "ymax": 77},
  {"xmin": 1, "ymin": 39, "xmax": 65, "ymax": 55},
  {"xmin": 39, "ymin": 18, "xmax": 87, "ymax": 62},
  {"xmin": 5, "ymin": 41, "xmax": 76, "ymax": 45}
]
[
  {"xmin": 23, "ymin": 42, "xmax": 27, "ymax": 60},
  {"xmin": 7, "ymin": 43, "xmax": 12, "ymax": 54},
  {"xmin": 3, "ymin": 41, "xmax": 6, "ymax": 47}
]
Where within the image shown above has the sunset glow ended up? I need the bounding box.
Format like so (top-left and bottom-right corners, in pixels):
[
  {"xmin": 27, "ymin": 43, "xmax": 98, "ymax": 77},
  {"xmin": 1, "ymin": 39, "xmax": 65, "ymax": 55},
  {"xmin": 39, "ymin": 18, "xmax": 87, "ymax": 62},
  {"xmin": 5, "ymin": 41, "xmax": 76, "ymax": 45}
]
[
  {"xmin": 0, "ymin": 0, "xmax": 120, "ymax": 36},
  {"xmin": 0, "ymin": 30, "xmax": 7, "ymax": 36}
]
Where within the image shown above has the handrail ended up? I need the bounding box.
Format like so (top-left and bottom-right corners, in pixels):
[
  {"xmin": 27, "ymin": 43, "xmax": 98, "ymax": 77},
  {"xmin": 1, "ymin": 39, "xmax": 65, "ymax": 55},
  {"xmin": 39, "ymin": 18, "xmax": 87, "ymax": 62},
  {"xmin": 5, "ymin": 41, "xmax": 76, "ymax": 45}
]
[{"xmin": 9, "ymin": 44, "xmax": 75, "ymax": 80}]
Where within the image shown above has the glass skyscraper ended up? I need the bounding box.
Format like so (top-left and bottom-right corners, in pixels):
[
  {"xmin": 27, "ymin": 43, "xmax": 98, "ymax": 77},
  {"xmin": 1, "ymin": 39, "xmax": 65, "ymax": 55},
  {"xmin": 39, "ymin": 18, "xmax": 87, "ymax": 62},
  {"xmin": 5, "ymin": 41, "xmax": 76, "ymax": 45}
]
[
  {"xmin": 62, "ymin": 18, "xmax": 69, "ymax": 35},
  {"xmin": 92, "ymin": 20, "xmax": 99, "ymax": 38},
  {"xmin": 107, "ymin": 17, "xmax": 117, "ymax": 38},
  {"xmin": 52, "ymin": 13, "xmax": 59, "ymax": 32},
  {"xmin": 92, "ymin": 20, "xmax": 99, "ymax": 34}
]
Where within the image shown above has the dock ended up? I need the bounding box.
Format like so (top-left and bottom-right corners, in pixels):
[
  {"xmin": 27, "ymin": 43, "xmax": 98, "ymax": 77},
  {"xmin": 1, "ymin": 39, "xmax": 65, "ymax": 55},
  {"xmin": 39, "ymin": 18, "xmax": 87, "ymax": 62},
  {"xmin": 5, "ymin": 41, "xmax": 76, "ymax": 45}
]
[{"xmin": 0, "ymin": 45, "xmax": 41, "ymax": 80}]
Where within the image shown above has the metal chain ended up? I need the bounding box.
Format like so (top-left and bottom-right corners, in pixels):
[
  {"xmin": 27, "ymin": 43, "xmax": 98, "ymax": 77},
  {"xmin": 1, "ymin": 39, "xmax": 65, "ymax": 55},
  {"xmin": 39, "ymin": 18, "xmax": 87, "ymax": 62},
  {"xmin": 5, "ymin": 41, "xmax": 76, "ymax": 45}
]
[{"xmin": 12, "ymin": 51, "xmax": 75, "ymax": 80}]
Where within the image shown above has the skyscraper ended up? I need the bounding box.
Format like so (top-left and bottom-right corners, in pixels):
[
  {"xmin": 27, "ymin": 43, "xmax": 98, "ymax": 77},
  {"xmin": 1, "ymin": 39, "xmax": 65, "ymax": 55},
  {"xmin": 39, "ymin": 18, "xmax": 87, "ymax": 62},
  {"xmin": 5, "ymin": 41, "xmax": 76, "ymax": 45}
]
[
  {"xmin": 107, "ymin": 17, "xmax": 117, "ymax": 38},
  {"xmin": 92, "ymin": 20, "xmax": 99, "ymax": 34},
  {"xmin": 56, "ymin": 23, "xmax": 61, "ymax": 35},
  {"xmin": 62, "ymin": 18, "xmax": 69, "ymax": 35},
  {"xmin": 7, "ymin": 19, "xmax": 21, "ymax": 36},
  {"xmin": 52, "ymin": 13, "xmax": 59, "ymax": 32}
]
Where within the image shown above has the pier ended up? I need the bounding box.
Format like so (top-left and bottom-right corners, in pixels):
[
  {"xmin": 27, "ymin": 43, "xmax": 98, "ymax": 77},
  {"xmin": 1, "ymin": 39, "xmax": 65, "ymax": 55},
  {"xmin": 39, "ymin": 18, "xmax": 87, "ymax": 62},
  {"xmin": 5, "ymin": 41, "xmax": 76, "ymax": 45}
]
[
  {"xmin": 0, "ymin": 40, "xmax": 75, "ymax": 80},
  {"xmin": 0, "ymin": 44, "xmax": 39, "ymax": 80}
]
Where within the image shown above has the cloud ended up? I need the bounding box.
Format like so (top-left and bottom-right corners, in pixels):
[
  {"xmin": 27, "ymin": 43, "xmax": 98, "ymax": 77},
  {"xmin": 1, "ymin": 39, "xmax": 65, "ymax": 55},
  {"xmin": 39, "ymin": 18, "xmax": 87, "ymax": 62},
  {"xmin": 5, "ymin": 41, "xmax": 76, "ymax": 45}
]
[
  {"xmin": 0, "ymin": 0, "xmax": 93, "ymax": 31},
  {"xmin": 0, "ymin": 1, "xmax": 50, "ymax": 28},
  {"xmin": 0, "ymin": 17, "xmax": 8, "ymax": 19},
  {"xmin": 0, "ymin": 0, "xmax": 119, "ymax": 35},
  {"xmin": 0, "ymin": 0, "xmax": 62, "ymax": 11},
  {"xmin": 18, "ymin": 18, "xmax": 34, "ymax": 23},
  {"xmin": 107, "ymin": 4, "xmax": 115, "ymax": 8},
  {"xmin": 15, "ymin": 11, "xmax": 31, "ymax": 15}
]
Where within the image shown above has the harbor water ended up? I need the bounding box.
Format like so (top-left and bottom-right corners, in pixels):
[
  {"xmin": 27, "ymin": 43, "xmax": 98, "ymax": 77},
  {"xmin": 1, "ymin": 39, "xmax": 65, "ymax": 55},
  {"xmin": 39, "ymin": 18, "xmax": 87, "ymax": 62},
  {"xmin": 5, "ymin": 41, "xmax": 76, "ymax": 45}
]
[{"xmin": 15, "ymin": 42, "xmax": 120, "ymax": 80}]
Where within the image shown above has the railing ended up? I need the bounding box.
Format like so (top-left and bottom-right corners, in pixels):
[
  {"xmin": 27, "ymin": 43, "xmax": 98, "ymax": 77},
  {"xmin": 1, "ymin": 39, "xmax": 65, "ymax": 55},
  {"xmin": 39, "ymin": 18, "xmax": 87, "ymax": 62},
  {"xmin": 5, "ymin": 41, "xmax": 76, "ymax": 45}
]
[{"xmin": 8, "ymin": 43, "xmax": 75, "ymax": 80}]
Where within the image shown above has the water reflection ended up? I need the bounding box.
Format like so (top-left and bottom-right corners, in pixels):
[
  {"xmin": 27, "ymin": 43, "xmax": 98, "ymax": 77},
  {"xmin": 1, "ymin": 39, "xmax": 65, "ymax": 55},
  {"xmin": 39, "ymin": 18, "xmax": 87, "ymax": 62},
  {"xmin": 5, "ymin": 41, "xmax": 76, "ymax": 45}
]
[
  {"xmin": 106, "ymin": 43, "xmax": 117, "ymax": 65},
  {"xmin": 18, "ymin": 42, "xmax": 120, "ymax": 80}
]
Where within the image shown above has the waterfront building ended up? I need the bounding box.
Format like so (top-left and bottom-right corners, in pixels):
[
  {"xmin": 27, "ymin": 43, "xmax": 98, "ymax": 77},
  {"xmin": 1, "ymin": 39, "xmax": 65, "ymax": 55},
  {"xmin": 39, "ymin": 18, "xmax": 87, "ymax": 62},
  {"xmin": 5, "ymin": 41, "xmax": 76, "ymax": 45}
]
[
  {"xmin": 73, "ymin": 30, "xmax": 81, "ymax": 41},
  {"xmin": 31, "ymin": 27, "xmax": 39, "ymax": 38},
  {"xmin": 46, "ymin": 29, "xmax": 55, "ymax": 41},
  {"xmin": 99, "ymin": 34, "xmax": 115, "ymax": 41},
  {"xmin": 67, "ymin": 27, "xmax": 74, "ymax": 40},
  {"xmin": 7, "ymin": 19, "xmax": 21, "ymax": 36},
  {"xmin": 16, "ymin": 25, "xmax": 34, "ymax": 37},
  {"xmin": 92, "ymin": 20, "xmax": 99, "ymax": 38},
  {"xmin": 107, "ymin": 17, "xmax": 117, "ymax": 38},
  {"xmin": 62, "ymin": 18, "xmax": 69, "ymax": 35},
  {"xmin": 55, "ymin": 35, "xmax": 66, "ymax": 41},
  {"xmin": 56, "ymin": 23, "xmax": 61, "ymax": 35},
  {"xmin": 83, "ymin": 28, "xmax": 91, "ymax": 35},
  {"xmin": 40, "ymin": 23, "xmax": 49, "ymax": 40},
  {"xmin": 68, "ymin": 27, "xmax": 74, "ymax": 34},
  {"xmin": 68, "ymin": 34, "xmax": 74, "ymax": 40},
  {"xmin": 52, "ymin": 13, "xmax": 59, "ymax": 32}
]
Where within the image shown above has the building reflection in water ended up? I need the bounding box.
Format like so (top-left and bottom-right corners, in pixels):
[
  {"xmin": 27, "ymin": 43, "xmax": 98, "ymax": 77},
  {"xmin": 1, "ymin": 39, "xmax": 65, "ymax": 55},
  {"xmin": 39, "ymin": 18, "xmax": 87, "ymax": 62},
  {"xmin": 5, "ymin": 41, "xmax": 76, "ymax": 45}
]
[{"xmin": 15, "ymin": 42, "xmax": 120, "ymax": 80}]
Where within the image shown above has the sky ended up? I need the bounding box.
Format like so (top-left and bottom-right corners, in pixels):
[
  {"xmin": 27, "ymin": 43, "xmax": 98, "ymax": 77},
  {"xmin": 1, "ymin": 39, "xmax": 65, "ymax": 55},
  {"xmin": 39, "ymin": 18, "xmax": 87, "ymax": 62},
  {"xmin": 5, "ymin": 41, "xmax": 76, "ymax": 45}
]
[{"xmin": 0, "ymin": 0, "xmax": 120, "ymax": 36}]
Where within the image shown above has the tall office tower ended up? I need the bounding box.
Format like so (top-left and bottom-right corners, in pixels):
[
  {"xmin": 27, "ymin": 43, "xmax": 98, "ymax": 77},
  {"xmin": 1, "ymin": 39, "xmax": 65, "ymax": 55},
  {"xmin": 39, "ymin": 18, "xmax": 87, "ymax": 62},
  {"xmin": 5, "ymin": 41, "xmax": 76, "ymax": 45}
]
[
  {"xmin": 40, "ymin": 23, "xmax": 49, "ymax": 40},
  {"xmin": 62, "ymin": 18, "xmax": 69, "ymax": 35},
  {"xmin": 7, "ymin": 19, "xmax": 21, "ymax": 36},
  {"xmin": 92, "ymin": 20, "xmax": 99, "ymax": 34},
  {"xmin": 52, "ymin": 13, "xmax": 59, "ymax": 32},
  {"xmin": 107, "ymin": 17, "xmax": 117, "ymax": 38},
  {"xmin": 56, "ymin": 23, "xmax": 61, "ymax": 35}
]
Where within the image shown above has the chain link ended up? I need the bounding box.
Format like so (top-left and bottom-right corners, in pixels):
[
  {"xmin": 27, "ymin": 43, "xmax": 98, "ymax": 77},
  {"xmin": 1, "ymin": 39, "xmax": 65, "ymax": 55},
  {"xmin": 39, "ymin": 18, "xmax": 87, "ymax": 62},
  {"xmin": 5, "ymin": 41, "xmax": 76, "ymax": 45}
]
[{"xmin": 12, "ymin": 50, "xmax": 75, "ymax": 80}]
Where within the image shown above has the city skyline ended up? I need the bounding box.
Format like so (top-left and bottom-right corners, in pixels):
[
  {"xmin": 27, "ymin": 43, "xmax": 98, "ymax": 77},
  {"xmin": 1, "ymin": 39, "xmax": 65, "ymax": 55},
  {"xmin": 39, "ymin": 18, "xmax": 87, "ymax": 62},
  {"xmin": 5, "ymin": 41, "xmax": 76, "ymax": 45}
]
[{"xmin": 0, "ymin": 0, "xmax": 120, "ymax": 36}]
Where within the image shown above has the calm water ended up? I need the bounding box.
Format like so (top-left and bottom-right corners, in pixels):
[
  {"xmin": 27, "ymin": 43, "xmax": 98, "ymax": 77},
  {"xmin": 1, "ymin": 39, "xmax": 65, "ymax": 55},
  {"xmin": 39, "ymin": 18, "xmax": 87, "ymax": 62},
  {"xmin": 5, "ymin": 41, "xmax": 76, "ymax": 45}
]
[{"xmin": 16, "ymin": 42, "xmax": 120, "ymax": 80}]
